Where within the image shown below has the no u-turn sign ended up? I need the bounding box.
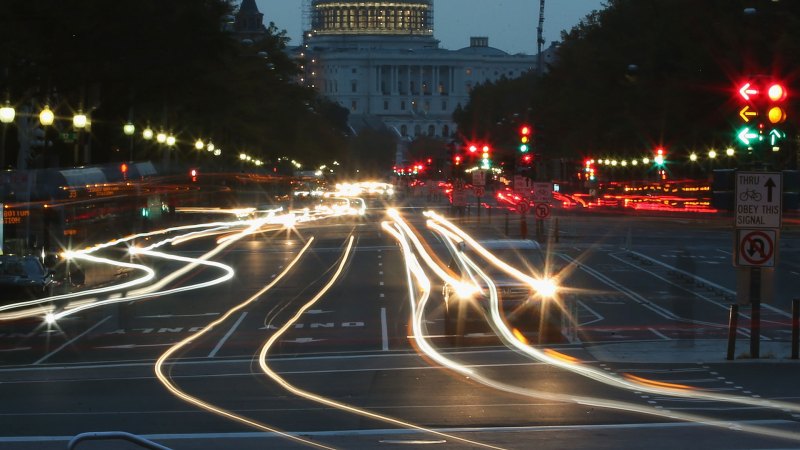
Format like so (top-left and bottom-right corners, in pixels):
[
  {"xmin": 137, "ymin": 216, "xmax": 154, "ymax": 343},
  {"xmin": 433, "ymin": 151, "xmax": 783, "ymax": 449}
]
[{"xmin": 736, "ymin": 229, "xmax": 777, "ymax": 267}]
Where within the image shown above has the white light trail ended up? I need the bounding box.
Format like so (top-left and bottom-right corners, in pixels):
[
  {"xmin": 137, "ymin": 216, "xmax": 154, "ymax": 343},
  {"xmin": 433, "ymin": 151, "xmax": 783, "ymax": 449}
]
[
  {"xmin": 383, "ymin": 210, "xmax": 800, "ymax": 444},
  {"xmin": 154, "ymin": 238, "xmax": 333, "ymax": 449},
  {"xmin": 257, "ymin": 234, "xmax": 505, "ymax": 450}
]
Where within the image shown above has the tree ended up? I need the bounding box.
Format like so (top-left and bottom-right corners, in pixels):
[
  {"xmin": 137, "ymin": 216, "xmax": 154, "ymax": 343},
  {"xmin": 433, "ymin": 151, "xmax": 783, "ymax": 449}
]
[
  {"xmin": 455, "ymin": 0, "xmax": 800, "ymax": 166},
  {"xmin": 0, "ymin": 0, "xmax": 349, "ymax": 168}
]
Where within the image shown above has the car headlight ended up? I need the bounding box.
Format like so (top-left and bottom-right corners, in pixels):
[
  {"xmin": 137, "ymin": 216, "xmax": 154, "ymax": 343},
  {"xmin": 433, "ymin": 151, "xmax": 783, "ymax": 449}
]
[{"xmin": 531, "ymin": 278, "xmax": 558, "ymax": 298}]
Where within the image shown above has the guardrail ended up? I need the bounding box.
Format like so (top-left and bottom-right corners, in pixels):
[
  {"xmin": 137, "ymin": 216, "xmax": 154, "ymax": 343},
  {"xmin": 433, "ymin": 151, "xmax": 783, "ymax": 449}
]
[{"xmin": 67, "ymin": 432, "xmax": 173, "ymax": 450}]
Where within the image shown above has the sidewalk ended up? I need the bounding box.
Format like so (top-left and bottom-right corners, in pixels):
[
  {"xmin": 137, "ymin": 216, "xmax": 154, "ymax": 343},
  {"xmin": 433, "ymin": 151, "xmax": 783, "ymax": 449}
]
[{"xmin": 584, "ymin": 339, "xmax": 798, "ymax": 364}]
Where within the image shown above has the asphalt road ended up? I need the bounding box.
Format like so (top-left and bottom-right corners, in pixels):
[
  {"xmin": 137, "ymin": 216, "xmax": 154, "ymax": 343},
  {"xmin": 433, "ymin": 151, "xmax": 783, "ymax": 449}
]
[{"xmin": 0, "ymin": 202, "xmax": 798, "ymax": 450}]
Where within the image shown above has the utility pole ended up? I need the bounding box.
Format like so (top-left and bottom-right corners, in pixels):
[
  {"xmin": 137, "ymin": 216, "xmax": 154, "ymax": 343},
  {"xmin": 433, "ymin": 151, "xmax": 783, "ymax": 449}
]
[{"xmin": 537, "ymin": 0, "xmax": 546, "ymax": 75}]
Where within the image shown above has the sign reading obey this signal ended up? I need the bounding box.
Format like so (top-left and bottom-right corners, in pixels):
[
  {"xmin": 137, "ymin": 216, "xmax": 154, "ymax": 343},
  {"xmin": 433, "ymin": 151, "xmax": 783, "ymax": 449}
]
[{"xmin": 735, "ymin": 171, "xmax": 782, "ymax": 229}]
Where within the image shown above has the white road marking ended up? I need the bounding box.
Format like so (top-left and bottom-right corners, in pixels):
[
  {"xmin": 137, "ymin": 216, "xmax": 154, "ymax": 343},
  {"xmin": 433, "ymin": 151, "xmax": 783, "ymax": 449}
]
[
  {"xmin": 0, "ymin": 420, "xmax": 792, "ymax": 443},
  {"xmin": 207, "ymin": 311, "xmax": 248, "ymax": 358},
  {"xmin": 381, "ymin": 307, "xmax": 389, "ymax": 351},
  {"xmin": 648, "ymin": 328, "xmax": 671, "ymax": 340},
  {"xmin": 33, "ymin": 316, "xmax": 111, "ymax": 365}
]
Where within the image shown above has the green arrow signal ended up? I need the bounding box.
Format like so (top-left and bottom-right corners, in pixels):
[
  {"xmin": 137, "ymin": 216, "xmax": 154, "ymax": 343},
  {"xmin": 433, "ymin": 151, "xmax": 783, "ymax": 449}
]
[
  {"xmin": 737, "ymin": 127, "xmax": 759, "ymax": 145},
  {"xmin": 769, "ymin": 129, "xmax": 785, "ymax": 146}
]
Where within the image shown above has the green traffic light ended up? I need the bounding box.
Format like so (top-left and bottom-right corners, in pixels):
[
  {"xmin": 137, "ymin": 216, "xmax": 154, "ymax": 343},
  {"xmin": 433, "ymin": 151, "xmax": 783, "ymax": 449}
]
[{"xmin": 519, "ymin": 144, "xmax": 529, "ymax": 153}]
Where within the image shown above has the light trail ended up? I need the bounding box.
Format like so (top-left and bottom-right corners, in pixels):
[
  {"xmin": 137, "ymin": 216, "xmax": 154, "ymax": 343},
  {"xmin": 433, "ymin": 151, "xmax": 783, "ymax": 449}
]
[
  {"xmin": 1, "ymin": 209, "xmax": 303, "ymax": 322},
  {"xmin": 382, "ymin": 211, "xmax": 800, "ymax": 444},
  {"xmin": 154, "ymin": 238, "xmax": 333, "ymax": 449},
  {"xmin": 424, "ymin": 211, "xmax": 800, "ymax": 415},
  {"xmin": 257, "ymin": 234, "xmax": 506, "ymax": 450}
]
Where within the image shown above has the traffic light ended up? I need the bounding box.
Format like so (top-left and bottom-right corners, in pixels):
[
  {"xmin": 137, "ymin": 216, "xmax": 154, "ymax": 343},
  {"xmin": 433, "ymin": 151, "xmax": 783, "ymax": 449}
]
[
  {"xmin": 481, "ymin": 145, "xmax": 491, "ymax": 168},
  {"xmin": 654, "ymin": 147, "xmax": 666, "ymax": 166},
  {"xmin": 766, "ymin": 82, "xmax": 787, "ymax": 125},
  {"xmin": 521, "ymin": 153, "xmax": 533, "ymax": 165},
  {"xmin": 454, "ymin": 154, "xmax": 462, "ymax": 166},
  {"xmin": 519, "ymin": 125, "xmax": 531, "ymax": 153},
  {"xmin": 735, "ymin": 77, "xmax": 788, "ymax": 148},
  {"xmin": 467, "ymin": 144, "xmax": 478, "ymax": 154},
  {"xmin": 190, "ymin": 168, "xmax": 198, "ymax": 182}
]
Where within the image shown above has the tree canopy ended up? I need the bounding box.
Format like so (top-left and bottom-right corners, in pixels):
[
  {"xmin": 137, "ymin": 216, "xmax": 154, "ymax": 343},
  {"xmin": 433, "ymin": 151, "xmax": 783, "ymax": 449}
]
[
  {"xmin": 0, "ymin": 0, "xmax": 348, "ymax": 168},
  {"xmin": 454, "ymin": 0, "xmax": 800, "ymax": 166}
]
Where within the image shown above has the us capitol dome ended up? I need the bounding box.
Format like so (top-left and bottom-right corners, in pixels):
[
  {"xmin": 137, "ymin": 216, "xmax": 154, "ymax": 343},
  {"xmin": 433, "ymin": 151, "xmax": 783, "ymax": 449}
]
[{"xmin": 294, "ymin": 0, "xmax": 542, "ymax": 156}]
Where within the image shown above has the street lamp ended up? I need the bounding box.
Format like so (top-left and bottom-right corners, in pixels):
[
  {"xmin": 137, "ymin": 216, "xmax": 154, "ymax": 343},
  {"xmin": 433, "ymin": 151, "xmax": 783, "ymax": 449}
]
[
  {"xmin": 156, "ymin": 132, "xmax": 167, "ymax": 144},
  {"xmin": 142, "ymin": 127, "xmax": 154, "ymax": 140},
  {"xmin": 72, "ymin": 111, "xmax": 88, "ymax": 165},
  {"xmin": 689, "ymin": 152, "xmax": 698, "ymax": 162},
  {"xmin": 0, "ymin": 103, "xmax": 14, "ymax": 124},
  {"xmin": 206, "ymin": 142, "xmax": 215, "ymax": 152},
  {"xmin": 194, "ymin": 139, "xmax": 204, "ymax": 150},
  {"xmin": 73, "ymin": 111, "xmax": 88, "ymax": 129},
  {"xmin": 0, "ymin": 102, "xmax": 14, "ymax": 169},
  {"xmin": 123, "ymin": 122, "xmax": 135, "ymax": 162},
  {"xmin": 726, "ymin": 147, "xmax": 735, "ymax": 157},
  {"xmin": 166, "ymin": 135, "xmax": 176, "ymax": 147},
  {"xmin": 39, "ymin": 105, "xmax": 54, "ymax": 126}
]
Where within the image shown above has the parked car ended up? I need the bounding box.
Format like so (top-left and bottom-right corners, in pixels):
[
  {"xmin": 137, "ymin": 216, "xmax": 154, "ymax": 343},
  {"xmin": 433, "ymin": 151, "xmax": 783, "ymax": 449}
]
[
  {"xmin": 0, "ymin": 255, "xmax": 56, "ymax": 302},
  {"xmin": 441, "ymin": 239, "xmax": 563, "ymax": 345}
]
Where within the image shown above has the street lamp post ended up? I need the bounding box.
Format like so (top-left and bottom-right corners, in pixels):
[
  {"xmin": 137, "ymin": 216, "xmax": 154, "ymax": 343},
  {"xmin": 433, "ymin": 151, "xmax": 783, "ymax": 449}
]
[
  {"xmin": 123, "ymin": 122, "xmax": 135, "ymax": 162},
  {"xmin": 73, "ymin": 111, "xmax": 88, "ymax": 166},
  {"xmin": 0, "ymin": 102, "xmax": 15, "ymax": 169}
]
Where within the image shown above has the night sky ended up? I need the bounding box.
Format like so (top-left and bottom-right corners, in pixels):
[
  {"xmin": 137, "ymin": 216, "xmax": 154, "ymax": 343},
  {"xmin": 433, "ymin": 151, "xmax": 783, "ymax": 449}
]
[{"xmin": 255, "ymin": 0, "xmax": 605, "ymax": 54}]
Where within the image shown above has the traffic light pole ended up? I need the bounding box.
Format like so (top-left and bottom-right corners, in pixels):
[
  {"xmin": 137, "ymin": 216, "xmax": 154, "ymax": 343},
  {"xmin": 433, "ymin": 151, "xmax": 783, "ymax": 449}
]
[{"xmin": 750, "ymin": 267, "xmax": 761, "ymax": 358}]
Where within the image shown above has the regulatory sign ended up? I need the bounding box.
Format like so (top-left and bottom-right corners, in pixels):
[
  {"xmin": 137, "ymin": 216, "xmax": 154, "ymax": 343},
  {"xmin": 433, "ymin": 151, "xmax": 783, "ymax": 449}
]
[
  {"xmin": 533, "ymin": 182, "xmax": 553, "ymax": 203},
  {"xmin": 473, "ymin": 186, "xmax": 485, "ymax": 197},
  {"xmin": 736, "ymin": 229, "xmax": 777, "ymax": 267},
  {"xmin": 452, "ymin": 188, "xmax": 467, "ymax": 207},
  {"xmin": 534, "ymin": 203, "xmax": 551, "ymax": 219},
  {"xmin": 517, "ymin": 201, "xmax": 529, "ymax": 214},
  {"xmin": 735, "ymin": 171, "xmax": 782, "ymax": 229},
  {"xmin": 514, "ymin": 175, "xmax": 530, "ymax": 192},
  {"xmin": 472, "ymin": 170, "xmax": 486, "ymax": 187}
]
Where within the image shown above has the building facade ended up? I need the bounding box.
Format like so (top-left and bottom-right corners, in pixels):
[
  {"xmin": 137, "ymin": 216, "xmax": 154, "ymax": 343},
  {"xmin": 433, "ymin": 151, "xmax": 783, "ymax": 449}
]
[{"xmin": 301, "ymin": 0, "xmax": 540, "ymax": 141}]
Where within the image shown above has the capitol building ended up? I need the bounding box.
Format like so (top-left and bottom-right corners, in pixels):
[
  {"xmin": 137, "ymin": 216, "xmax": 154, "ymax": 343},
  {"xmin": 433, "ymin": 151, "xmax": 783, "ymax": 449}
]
[{"xmin": 299, "ymin": 0, "xmax": 546, "ymax": 141}]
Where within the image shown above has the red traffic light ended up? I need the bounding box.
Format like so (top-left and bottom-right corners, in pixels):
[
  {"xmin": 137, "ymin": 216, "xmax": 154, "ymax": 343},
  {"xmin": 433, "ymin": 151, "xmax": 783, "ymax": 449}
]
[
  {"xmin": 522, "ymin": 154, "xmax": 533, "ymax": 164},
  {"xmin": 482, "ymin": 145, "xmax": 490, "ymax": 153},
  {"xmin": 454, "ymin": 155, "xmax": 462, "ymax": 165},
  {"xmin": 120, "ymin": 163, "xmax": 128, "ymax": 173},
  {"xmin": 520, "ymin": 125, "xmax": 531, "ymax": 136},
  {"xmin": 468, "ymin": 144, "xmax": 478, "ymax": 153},
  {"xmin": 767, "ymin": 83, "xmax": 787, "ymax": 102}
]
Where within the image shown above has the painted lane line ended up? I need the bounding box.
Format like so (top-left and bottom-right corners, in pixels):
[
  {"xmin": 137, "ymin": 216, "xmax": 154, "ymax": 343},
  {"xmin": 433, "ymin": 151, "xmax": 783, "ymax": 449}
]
[
  {"xmin": 626, "ymin": 250, "xmax": 790, "ymax": 318},
  {"xmin": 577, "ymin": 300, "xmax": 605, "ymax": 326},
  {"xmin": 34, "ymin": 315, "xmax": 111, "ymax": 365},
  {"xmin": 648, "ymin": 328, "xmax": 671, "ymax": 341},
  {"xmin": 381, "ymin": 307, "xmax": 389, "ymax": 351},
  {"xmin": 208, "ymin": 311, "xmax": 249, "ymax": 358}
]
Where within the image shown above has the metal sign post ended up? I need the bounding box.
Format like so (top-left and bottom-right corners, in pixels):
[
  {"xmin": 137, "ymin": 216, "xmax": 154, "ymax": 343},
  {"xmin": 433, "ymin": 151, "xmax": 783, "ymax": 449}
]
[{"xmin": 734, "ymin": 171, "xmax": 783, "ymax": 359}]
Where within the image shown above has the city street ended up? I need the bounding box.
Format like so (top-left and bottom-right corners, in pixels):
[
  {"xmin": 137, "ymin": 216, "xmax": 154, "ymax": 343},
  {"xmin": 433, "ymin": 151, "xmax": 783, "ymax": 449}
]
[{"xmin": 0, "ymin": 202, "xmax": 798, "ymax": 449}]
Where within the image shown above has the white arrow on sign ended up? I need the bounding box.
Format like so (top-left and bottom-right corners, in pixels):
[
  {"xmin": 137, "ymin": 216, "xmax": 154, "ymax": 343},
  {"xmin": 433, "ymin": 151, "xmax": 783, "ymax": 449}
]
[{"xmin": 282, "ymin": 337, "xmax": 325, "ymax": 344}]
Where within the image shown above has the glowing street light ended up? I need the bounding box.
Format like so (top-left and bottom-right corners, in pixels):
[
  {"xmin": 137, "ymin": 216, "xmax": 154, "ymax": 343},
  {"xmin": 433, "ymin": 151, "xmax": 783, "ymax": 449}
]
[
  {"xmin": 206, "ymin": 142, "xmax": 215, "ymax": 152},
  {"xmin": 142, "ymin": 127, "xmax": 154, "ymax": 140},
  {"xmin": 689, "ymin": 152, "xmax": 698, "ymax": 162},
  {"xmin": 726, "ymin": 147, "xmax": 735, "ymax": 157},
  {"xmin": 73, "ymin": 112, "xmax": 88, "ymax": 129},
  {"xmin": 708, "ymin": 149, "xmax": 717, "ymax": 159},
  {"xmin": 156, "ymin": 132, "xmax": 167, "ymax": 144},
  {"xmin": 194, "ymin": 139, "xmax": 204, "ymax": 150},
  {"xmin": 123, "ymin": 122, "xmax": 135, "ymax": 136},
  {"xmin": 0, "ymin": 103, "xmax": 15, "ymax": 124},
  {"xmin": 166, "ymin": 135, "xmax": 176, "ymax": 146},
  {"xmin": 39, "ymin": 105, "xmax": 55, "ymax": 126}
]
